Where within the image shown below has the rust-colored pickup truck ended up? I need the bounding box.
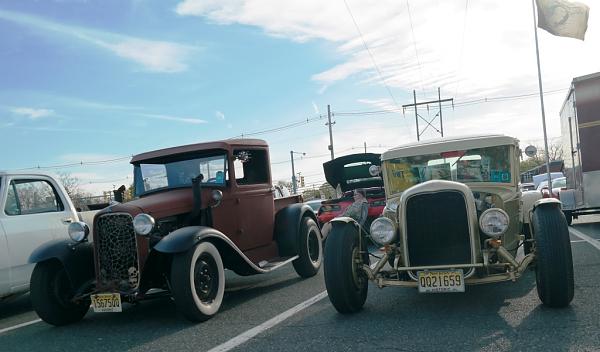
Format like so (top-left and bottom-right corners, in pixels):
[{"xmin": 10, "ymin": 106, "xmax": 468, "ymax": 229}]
[{"xmin": 29, "ymin": 139, "xmax": 323, "ymax": 325}]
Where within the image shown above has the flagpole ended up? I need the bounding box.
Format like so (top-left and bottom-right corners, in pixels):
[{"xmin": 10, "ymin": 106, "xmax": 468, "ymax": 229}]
[{"xmin": 532, "ymin": 0, "xmax": 553, "ymax": 191}]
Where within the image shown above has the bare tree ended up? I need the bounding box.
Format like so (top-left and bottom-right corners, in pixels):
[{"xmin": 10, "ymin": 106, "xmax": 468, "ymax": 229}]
[{"xmin": 57, "ymin": 172, "xmax": 92, "ymax": 209}]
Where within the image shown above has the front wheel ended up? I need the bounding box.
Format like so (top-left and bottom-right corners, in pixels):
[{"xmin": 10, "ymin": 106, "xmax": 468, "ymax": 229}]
[
  {"xmin": 292, "ymin": 217, "xmax": 323, "ymax": 278},
  {"xmin": 324, "ymin": 222, "xmax": 368, "ymax": 314},
  {"xmin": 533, "ymin": 205, "xmax": 574, "ymax": 308},
  {"xmin": 171, "ymin": 241, "xmax": 225, "ymax": 322},
  {"xmin": 30, "ymin": 261, "xmax": 90, "ymax": 326}
]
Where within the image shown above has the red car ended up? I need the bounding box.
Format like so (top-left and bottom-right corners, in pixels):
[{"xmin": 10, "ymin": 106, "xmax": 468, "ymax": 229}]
[{"xmin": 317, "ymin": 153, "xmax": 385, "ymax": 228}]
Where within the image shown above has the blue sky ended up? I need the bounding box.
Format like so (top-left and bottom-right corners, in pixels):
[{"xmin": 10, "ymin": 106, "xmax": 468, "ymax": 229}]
[{"xmin": 0, "ymin": 0, "xmax": 597, "ymax": 194}]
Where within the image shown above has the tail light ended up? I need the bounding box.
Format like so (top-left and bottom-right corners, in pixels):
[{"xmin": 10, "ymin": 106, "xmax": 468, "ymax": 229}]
[{"xmin": 321, "ymin": 204, "xmax": 341, "ymax": 212}]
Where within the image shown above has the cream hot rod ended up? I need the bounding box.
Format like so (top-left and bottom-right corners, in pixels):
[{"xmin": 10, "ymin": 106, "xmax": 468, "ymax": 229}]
[{"xmin": 324, "ymin": 135, "xmax": 574, "ymax": 312}]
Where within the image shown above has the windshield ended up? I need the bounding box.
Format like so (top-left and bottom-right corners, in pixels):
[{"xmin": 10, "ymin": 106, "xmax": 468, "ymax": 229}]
[
  {"xmin": 133, "ymin": 154, "xmax": 227, "ymax": 196},
  {"xmin": 384, "ymin": 145, "xmax": 512, "ymax": 196}
]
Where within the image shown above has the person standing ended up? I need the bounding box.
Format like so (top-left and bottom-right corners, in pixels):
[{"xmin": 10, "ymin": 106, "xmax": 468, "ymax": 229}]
[{"xmin": 342, "ymin": 188, "xmax": 369, "ymax": 227}]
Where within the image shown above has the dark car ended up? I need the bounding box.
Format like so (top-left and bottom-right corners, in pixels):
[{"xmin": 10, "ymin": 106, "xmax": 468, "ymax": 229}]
[
  {"xmin": 28, "ymin": 139, "xmax": 323, "ymax": 325},
  {"xmin": 317, "ymin": 153, "xmax": 385, "ymax": 229}
]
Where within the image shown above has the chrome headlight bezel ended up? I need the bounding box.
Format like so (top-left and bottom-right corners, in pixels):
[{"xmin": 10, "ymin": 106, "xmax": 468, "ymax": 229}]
[
  {"xmin": 479, "ymin": 208, "xmax": 510, "ymax": 238},
  {"xmin": 370, "ymin": 217, "xmax": 397, "ymax": 246},
  {"xmin": 68, "ymin": 221, "xmax": 90, "ymax": 242},
  {"xmin": 133, "ymin": 213, "xmax": 155, "ymax": 236}
]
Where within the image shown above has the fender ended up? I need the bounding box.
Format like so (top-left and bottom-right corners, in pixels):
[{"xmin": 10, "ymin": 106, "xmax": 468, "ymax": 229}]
[
  {"xmin": 321, "ymin": 216, "xmax": 361, "ymax": 240},
  {"xmin": 533, "ymin": 197, "xmax": 562, "ymax": 210},
  {"xmin": 274, "ymin": 203, "xmax": 319, "ymax": 257},
  {"xmin": 28, "ymin": 239, "xmax": 95, "ymax": 290},
  {"xmin": 153, "ymin": 226, "xmax": 273, "ymax": 274}
]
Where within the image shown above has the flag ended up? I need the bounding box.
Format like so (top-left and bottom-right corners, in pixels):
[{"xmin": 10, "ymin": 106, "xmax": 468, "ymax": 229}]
[{"xmin": 536, "ymin": 0, "xmax": 590, "ymax": 40}]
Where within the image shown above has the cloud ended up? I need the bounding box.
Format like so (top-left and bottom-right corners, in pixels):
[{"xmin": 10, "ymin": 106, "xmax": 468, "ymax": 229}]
[
  {"xmin": 174, "ymin": 0, "xmax": 598, "ymax": 100},
  {"xmin": 11, "ymin": 107, "xmax": 54, "ymax": 119},
  {"xmin": 311, "ymin": 101, "xmax": 320, "ymax": 114},
  {"xmin": 0, "ymin": 9, "xmax": 195, "ymax": 73},
  {"xmin": 215, "ymin": 110, "xmax": 226, "ymax": 120},
  {"xmin": 138, "ymin": 113, "xmax": 207, "ymax": 124}
]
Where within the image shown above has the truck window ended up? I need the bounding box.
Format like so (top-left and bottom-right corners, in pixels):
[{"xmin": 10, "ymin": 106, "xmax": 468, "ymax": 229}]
[
  {"xmin": 5, "ymin": 180, "xmax": 64, "ymax": 216},
  {"xmin": 233, "ymin": 149, "xmax": 269, "ymax": 185}
]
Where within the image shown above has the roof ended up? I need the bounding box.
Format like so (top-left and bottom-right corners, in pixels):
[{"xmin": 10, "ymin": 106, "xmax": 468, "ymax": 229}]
[
  {"xmin": 560, "ymin": 71, "xmax": 600, "ymax": 112},
  {"xmin": 0, "ymin": 171, "xmax": 55, "ymax": 178},
  {"xmin": 381, "ymin": 134, "xmax": 519, "ymax": 160},
  {"xmin": 131, "ymin": 138, "xmax": 268, "ymax": 164}
]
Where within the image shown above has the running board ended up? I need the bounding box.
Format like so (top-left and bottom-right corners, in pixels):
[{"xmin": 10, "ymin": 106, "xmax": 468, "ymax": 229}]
[{"xmin": 257, "ymin": 256, "xmax": 299, "ymax": 272}]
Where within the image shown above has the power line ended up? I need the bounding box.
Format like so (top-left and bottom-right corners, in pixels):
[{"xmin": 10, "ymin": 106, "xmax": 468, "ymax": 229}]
[
  {"xmin": 454, "ymin": 0, "xmax": 470, "ymax": 99},
  {"xmin": 16, "ymin": 156, "xmax": 132, "ymax": 171},
  {"xmin": 343, "ymin": 0, "xmax": 402, "ymax": 110},
  {"xmin": 334, "ymin": 88, "xmax": 568, "ymax": 116},
  {"xmin": 406, "ymin": 0, "xmax": 425, "ymax": 93}
]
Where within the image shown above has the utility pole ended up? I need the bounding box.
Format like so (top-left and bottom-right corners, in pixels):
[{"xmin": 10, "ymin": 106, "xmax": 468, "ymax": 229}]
[
  {"xmin": 290, "ymin": 150, "xmax": 305, "ymax": 194},
  {"xmin": 403, "ymin": 88, "xmax": 453, "ymax": 141},
  {"xmin": 364, "ymin": 142, "xmax": 367, "ymax": 153},
  {"xmin": 326, "ymin": 104, "xmax": 335, "ymax": 160}
]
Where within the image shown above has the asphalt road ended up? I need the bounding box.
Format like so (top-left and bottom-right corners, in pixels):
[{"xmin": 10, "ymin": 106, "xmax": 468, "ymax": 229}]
[{"xmin": 1, "ymin": 216, "xmax": 600, "ymax": 352}]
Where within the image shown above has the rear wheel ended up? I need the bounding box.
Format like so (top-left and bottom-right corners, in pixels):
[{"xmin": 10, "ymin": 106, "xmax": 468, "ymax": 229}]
[
  {"xmin": 324, "ymin": 222, "xmax": 368, "ymax": 313},
  {"xmin": 533, "ymin": 206, "xmax": 574, "ymax": 308},
  {"xmin": 30, "ymin": 261, "xmax": 89, "ymax": 326},
  {"xmin": 292, "ymin": 217, "xmax": 323, "ymax": 278},
  {"xmin": 171, "ymin": 242, "xmax": 225, "ymax": 322}
]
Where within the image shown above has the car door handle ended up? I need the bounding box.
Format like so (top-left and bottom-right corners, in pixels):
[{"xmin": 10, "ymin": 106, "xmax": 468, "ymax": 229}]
[{"xmin": 61, "ymin": 217, "xmax": 73, "ymax": 224}]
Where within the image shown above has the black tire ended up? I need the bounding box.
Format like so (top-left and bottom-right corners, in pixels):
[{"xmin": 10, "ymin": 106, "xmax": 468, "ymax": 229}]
[
  {"xmin": 30, "ymin": 261, "xmax": 89, "ymax": 326},
  {"xmin": 171, "ymin": 242, "xmax": 225, "ymax": 322},
  {"xmin": 292, "ymin": 217, "xmax": 323, "ymax": 278},
  {"xmin": 533, "ymin": 205, "xmax": 574, "ymax": 308},
  {"xmin": 563, "ymin": 211, "xmax": 573, "ymax": 226},
  {"xmin": 324, "ymin": 223, "xmax": 368, "ymax": 314}
]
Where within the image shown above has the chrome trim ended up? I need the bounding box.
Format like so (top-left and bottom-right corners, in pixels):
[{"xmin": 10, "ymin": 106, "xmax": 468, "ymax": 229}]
[
  {"xmin": 399, "ymin": 180, "xmax": 481, "ymax": 280},
  {"xmin": 194, "ymin": 228, "xmax": 299, "ymax": 274}
]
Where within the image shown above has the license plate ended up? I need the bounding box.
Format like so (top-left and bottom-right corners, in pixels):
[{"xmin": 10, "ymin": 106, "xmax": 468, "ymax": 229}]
[
  {"xmin": 91, "ymin": 293, "xmax": 122, "ymax": 313},
  {"xmin": 417, "ymin": 270, "xmax": 465, "ymax": 293}
]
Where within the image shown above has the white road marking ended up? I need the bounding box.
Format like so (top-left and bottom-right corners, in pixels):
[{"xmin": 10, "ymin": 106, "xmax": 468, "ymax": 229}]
[
  {"xmin": 0, "ymin": 319, "xmax": 42, "ymax": 335},
  {"xmin": 207, "ymin": 291, "xmax": 328, "ymax": 352},
  {"xmin": 571, "ymin": 240, "xmax": 587, "ymax": 243},
  {"xmin": 569, "ymin": 227, "xmax": 600, "ymax": 251}
]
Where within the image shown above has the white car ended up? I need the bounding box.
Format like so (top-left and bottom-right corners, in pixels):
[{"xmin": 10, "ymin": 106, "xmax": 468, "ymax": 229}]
[{"xmin": 0, "ymin": 172, "xmax": 97, "ymax": 299}]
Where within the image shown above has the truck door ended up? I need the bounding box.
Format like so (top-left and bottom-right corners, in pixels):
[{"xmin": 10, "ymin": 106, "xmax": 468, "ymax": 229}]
[
  {"xmin": 230, "ymin": 149, "xmax": 275, "ymax": 252},
  {"xmin": 0, "ymin": 177, "xmax": 74, "ymax": 291}
]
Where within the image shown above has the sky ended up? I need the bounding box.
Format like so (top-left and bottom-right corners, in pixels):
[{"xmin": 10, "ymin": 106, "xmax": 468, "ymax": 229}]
[{"xmin": 0, "ymin": 0, "xmax": 597, "ymax": 195}]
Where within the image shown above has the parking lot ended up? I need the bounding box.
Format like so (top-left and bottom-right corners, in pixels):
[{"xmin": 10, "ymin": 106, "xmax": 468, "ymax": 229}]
[{"xmin": 1, "ymin": 216, "xmax": 599, "ymax": 352}]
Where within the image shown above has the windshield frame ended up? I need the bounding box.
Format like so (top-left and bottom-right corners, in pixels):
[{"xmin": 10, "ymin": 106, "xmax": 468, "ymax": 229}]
[
  {"xmin": 133, "ymin": 153, "xmax": 229, "ymax": 197},
  {"xmin": 382, "ymin": 144, "xmax": 517, "ymax": 198}
]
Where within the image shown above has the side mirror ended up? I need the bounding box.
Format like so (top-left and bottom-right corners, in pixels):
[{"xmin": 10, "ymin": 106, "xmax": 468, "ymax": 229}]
[{"xmin": 210, "ymin": 190, "xmax": 223, "ymax": 208}]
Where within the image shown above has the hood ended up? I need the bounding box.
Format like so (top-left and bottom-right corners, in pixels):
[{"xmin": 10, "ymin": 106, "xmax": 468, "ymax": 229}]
[
  {"xmin": 97, "ymin": 188, "xmax": 194, "ymax": 220},
  {"xmin": 323, "ymin": 153, "xmax": 383, "ymax": 193}
]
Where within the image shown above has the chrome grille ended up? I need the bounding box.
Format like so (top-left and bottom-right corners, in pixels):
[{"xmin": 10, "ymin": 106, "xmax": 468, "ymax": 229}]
[
  {"xmin": 96, "ymin": 213, "xmax": 139, "ymax": 290},
  {"xmin": 405, "ymin": 191, "xmax": 472, "ymax": 267}
]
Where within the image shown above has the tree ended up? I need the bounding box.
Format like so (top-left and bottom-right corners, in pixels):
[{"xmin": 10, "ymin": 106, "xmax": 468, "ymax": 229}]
[
  {"xmin": 519, "ymin": 142, "xmax": 564, "ymax": 172},
  {"xmin": 302, "ymin": 189, "xmax": 321, "ymax": 200},
  {"xmin": 57, "ymin": 172, "xmax": 92, "ymax": 210},
  {"xmin": 319, "ymin": 182, "xmax": 336, "ymax": 199}
]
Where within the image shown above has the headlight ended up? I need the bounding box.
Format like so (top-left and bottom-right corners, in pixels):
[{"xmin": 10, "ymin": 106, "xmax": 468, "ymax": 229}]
[
  {"xmin": 133, "ymin": 213, "xmax": 155, "ymax": 236},
  {"xmin": 68, "ymin": 222, "xmax": 89, "ymax": 242},
  {"xmin": 479, "ymin": 208, "xmax": 509, "ymax": 238},
  {"xmin": 370, "ymin": 217, "xmax": 397, "ymax": 245}
]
